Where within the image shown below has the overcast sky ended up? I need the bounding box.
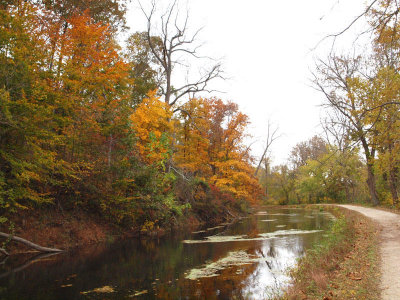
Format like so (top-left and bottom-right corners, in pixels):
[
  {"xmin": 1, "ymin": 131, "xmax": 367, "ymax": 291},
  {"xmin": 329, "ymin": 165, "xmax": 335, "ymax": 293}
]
[{"xmin": 125, "ymin": 0, "xmax": 370, "ymax": 166}]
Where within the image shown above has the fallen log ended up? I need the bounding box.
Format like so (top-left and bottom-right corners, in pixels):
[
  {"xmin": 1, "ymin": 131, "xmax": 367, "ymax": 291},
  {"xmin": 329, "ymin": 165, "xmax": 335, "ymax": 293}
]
[
  {"xmin": 0, "ymin": 232, "xmax": 63, "ymax": 254},
  {"xmin": 0, "ymin": 248, "xmax": 9, "ymax": 256}
]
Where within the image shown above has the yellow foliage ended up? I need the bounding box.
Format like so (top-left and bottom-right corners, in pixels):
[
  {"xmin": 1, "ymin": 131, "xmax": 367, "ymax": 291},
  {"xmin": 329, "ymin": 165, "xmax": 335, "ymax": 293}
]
[
  {"xmin": 130, "ymin": 91, "xmax": 174, "ymax": 164},
  {"xmin": 174, "ymin": 98, "xmax": 210, "ymax": 174}
]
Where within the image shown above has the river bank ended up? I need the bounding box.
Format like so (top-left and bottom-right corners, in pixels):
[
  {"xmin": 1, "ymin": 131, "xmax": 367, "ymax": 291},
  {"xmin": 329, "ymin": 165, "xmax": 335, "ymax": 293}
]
[
  {"xmin": 1, "ymin": 204, "xmax": 381, "ymax": 299},
  {"xmin": 1, "ymin": 207, "xmax": 241, "ymax": 255},
  {"xmin": 285, "ymin": 205, "xmax": 381, "ymax": 299}
]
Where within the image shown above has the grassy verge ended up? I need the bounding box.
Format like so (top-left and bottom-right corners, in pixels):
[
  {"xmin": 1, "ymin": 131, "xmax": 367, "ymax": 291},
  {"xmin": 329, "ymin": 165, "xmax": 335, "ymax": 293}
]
[{"xmin": 283, "ymin": 206, "xmax": 380, "ymax": 300}]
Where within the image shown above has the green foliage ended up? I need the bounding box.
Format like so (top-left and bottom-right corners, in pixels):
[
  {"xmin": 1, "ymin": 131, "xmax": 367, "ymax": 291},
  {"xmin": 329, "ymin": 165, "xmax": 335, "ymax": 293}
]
[
  {"xmin": 147, "ymin": 131, "xmax": 172, "ymax": 170},
  {"xmin": 0, "ymin": 4, "xmax": 76, "ymax": 211},
  {"xmin": 295, "ymin": 147, "xmax": 366, "ymax": 203},
  {"xmin": 263, "ymin": 142, "xmax": 369, "ymax": 205}
]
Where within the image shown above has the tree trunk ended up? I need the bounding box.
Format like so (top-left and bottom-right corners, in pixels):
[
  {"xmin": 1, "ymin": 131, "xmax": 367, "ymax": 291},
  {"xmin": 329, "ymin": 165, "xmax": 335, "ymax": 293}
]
[
  {"xmin": 0, "ymin": 232, "xmax": 63, "ymax": 253},
  {"xmin": 284, "ymin": 190, "xmax": 289, "ymax": 205},
  {"xmin": 388, "ymin": 143, "xmax": 398, "ymax": 205},
  {"xmin": 0, "ymin": 248, "xmax": 9, "ymax": 256},
  {"xmin": 361, "ymin": 138, "xmax": 379, "ymax": 206},
  {"xmin": 264, "ymin": 159, "xmax": 269, "ymax": 199},
  {"xmin": 366, "ymin": 163, "xmax": 379, "ymax": 206},
  {"xmin": 345, "ymin": 185, "xmax": 350, "ymax": 203},
  {"xmin": 389, "ymin": 168, "xmax": 398, "ymax": 205},
  {"xmin": 108, "ymin": 134, "xmax": 113, "ymax": 168}
]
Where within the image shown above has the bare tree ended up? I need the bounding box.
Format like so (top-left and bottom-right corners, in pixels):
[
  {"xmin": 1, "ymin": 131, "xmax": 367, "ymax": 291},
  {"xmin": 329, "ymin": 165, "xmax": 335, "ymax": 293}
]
[
  {"xmin": 254, "ymin": 121, "xmax": 280, "ymax": 176},
  {"xmin": 289, "ymin": 135, "xmax": 328, "ymax": 170},
  {"xmin": 313, "ymin": 54, "xmax": 383, "ymax": 205},
  {"xmin": 262, "ymin": 157, "xmax": 271, "ymax": 198},
  {"xmin": 138, "ymin": 0, "xmax": 223, "ymax": 108}
]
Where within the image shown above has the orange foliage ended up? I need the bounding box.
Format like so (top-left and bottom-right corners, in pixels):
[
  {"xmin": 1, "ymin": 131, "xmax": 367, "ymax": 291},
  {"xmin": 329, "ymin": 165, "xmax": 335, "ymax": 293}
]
[
  {"xmin": 60, "ymin": 11, "xmax": 131, "ymax": 164},
  {"xmin": 175, "ymin": 98, "xmax": 262, "ymax": 204}
]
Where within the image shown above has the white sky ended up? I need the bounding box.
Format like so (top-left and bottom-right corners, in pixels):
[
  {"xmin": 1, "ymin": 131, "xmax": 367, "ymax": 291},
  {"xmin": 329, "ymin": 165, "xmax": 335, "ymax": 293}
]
[{"xmin": 125, "ymin": 0, "xmax": 370, "ymax": 166}]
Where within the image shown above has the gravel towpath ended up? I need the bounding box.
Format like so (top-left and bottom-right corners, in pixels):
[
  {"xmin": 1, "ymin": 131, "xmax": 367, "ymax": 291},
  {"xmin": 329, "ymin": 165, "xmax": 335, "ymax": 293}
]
[{"xmin": 338, "ymin": 205, "xmax": 400, "ymax": 300}]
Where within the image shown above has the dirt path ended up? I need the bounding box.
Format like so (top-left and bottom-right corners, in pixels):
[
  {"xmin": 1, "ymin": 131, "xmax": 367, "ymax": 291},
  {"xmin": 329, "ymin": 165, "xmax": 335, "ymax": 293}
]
[{"xmin": 338, "ymin": 205, "xmax": 400, "ymax": 300}]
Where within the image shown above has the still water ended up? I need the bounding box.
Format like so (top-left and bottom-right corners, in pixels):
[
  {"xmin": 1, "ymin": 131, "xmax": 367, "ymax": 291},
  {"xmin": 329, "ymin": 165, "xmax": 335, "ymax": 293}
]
[{"xmin": 0, "ymin": 208, "xmax": 334, "ymax": 300}]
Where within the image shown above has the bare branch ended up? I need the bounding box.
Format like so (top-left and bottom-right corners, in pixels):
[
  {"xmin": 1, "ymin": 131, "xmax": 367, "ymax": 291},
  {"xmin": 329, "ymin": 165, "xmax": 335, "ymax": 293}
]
[
  {"xmin": 313, "ymin": 0, "xmax": 379, "ymax": 50},
  {"xmin": 254, "ymin": 121, "xmax": 281, "ymax": 176},
  {"xmin": 138, "ymin": 0, "xmax": 224, "ymax": 107}
]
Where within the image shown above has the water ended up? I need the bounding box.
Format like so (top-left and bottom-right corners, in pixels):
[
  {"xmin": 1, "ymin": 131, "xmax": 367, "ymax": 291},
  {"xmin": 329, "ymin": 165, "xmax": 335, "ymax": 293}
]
[{"xmin": 0, "ymin": 208, "xmax": 334, "ymax": 299}]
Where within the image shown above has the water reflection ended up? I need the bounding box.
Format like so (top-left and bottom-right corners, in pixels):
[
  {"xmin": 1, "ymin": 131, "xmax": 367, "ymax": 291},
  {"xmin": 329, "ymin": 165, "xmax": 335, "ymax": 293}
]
[
  {"xmin": 0, "ymin": 208, "xmax": 332, "ymax": 299},
  {"xmin": 240, "ymin": 238, "xmax": 304, "ymax": 299}
]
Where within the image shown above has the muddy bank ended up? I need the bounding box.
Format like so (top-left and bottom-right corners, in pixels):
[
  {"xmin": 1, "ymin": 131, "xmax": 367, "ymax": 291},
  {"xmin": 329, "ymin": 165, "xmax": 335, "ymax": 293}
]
[{"xmin": 0, "ymin": 207, "xmax": 241, "ymax": 255}]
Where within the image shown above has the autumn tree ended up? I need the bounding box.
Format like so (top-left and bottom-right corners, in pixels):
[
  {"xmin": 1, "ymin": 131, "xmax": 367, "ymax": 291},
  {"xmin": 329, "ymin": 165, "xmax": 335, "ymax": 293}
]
[
  {"xmin": 289, "ymin": 136, "xmax": 327, "ymax": 169},
  {"xmin": 130, "ymin": 90, "xmax": 174, "ymax": 165},
  {"xmin": 363, "ymin": 22, "xmax": 400, "ymax": 205},
  {"xmin": 41, "ymin": 0, "xmax": 128, "ymax": 29},
  {"xmin": 0, "ymin": 2, "xmax": 74, "ymax": 210},
  {"xmin": 174, "ymin": 98, "xmax": 210, "ymax": 175},
  {"xmin": 313, "ymin": 55, "xmax": 384, "ymax": 205},
  {"xmin": 0, "ymin": 0, "xmax": 264, "ymax": 233},
  {"xmin": 296, "ymin": 146, "xmax": 366, "ymax": 203},
  {"xmin": 269, "ymin": 165, "xmax": 296, "ymax": 205},
  {"xmin": 174, "ymin": 98, "xmax": 262, "ymax": 204},
  {"xmin": 319, "ymin": 0, "xmax": 400, "ymax": 48}
]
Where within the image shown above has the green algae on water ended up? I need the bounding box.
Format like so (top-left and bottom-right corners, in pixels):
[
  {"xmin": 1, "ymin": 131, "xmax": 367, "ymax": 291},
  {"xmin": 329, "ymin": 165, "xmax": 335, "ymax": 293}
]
[
  {"xmin": 185, "ymin": 251, "xmax": 264, "ymax": 280},
  {"xmin": 182, "ymin": 229, "xmax": 323, "ymax": 244}
]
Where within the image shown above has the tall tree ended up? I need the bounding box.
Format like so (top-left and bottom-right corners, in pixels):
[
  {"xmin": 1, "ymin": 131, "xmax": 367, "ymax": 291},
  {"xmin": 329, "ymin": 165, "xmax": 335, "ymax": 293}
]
[
  {"xmin": 314, "ymin": 55, "xmax": 382, "ymax": 205},
  {"xmin": 130, "ymin": 90, "xmax": 173, "ymax": 165},
  {"xmin": 138, "ymin": 0, "xmax": 223, "ymax": 107}
]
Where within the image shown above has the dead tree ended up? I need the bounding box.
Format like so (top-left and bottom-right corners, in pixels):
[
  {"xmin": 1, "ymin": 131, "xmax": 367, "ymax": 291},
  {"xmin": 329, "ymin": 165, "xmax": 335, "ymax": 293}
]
[
  {"xmin": 0, "ymin": 232, "xmax": 63, "ymax": 256},
  {"xmin": 254, "ymin": 121, "xmax": 280, "ymax": 176},
  {"xmin": 263, "ymin": 157, "xmax": 270, "ymax": 198},
  {"xmin": 139, "ymin": 0, "xmax": 223, "ymax": 107}
]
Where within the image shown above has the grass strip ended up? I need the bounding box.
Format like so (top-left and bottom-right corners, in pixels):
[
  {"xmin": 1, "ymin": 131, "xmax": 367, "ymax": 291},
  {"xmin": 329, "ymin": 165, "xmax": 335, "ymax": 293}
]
[{"xmin": 283, "ymin": 206, "xmax": 380, "ymax": 300}]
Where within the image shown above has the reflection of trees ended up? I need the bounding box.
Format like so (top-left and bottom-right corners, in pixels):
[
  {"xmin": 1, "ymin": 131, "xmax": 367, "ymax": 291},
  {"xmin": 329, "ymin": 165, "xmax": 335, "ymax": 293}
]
[
  {"xmin": 239, "ymin": 237, "xmax": 307, "ymax": 299},
  {"xmin": 267, "ymin": 243, "xmax": 276, "ymax": 258},
  {"xmin": 0, "ymin": 252, "xmax": 61, "ymax": 280},
  {"xmin": 0, "ymin": 236, "xmax": 209, "ymax": 299},
  {"xmin": 0, "ymin": 209, "xmax": 332, "ymax": 299}
]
